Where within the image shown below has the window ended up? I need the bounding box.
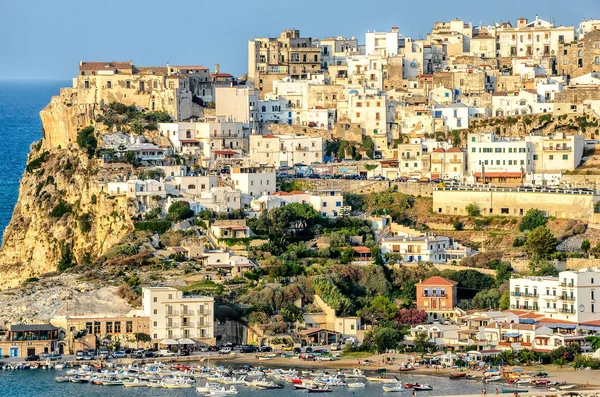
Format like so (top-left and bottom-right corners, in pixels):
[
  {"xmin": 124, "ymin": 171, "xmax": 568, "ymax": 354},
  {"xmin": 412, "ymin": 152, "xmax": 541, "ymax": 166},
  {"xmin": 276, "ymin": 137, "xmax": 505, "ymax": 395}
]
[
  {"xmin": 153, "ymin": 321, "xmax": 157, "ymax": 327},
  {"xmin": 153, "ymin": 309, "xmax": 157, "ymax": 314},
  {"xmin": 106, "ymin": 322, "xmax": 113, "ymax": 333},
  {"xmin": 153, "ymin": 297, "xmax": 157, "ymax": 302},
  {"xmin": 126, "ymin": 81, "xmax": 131, "ymax": 89},
  {"xmin": 593, "ymin": 291, "xmax": 595, "ymax": 300},
  {"xmin": 106, "ymin": 81, "xmax": 112, "ymax": 89},
  {"xmin": 563, "ymin": 154, "xmax": 568, "ymax": 160},
  {"xmin": 323, "ymin": 202, "xmax": 327, "ymax": 207},
  {"xmin": 336, "ymin": 201, "xmax": 341, "ymax": 207},
  {"xmin": 114, "ymin": 322, "xmax": 121, "ymax": 333},
  {"xmin": 549, "ymin": 155, "xmax": 553, "ymax": 160},
  {"xmin": 126, "ymin": 321, "xmax": 133, "ymax": 333},
  {"xmin": 84, "ymin": 80, "xmax": 90, "ymax": 89}
]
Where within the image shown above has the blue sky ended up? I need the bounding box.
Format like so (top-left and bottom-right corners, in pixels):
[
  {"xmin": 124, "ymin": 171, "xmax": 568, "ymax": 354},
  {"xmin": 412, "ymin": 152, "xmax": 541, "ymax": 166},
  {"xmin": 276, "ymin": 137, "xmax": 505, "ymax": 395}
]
[{"xmin": 1, "ymin": 0, "xmax": 599, "ymax": 80}]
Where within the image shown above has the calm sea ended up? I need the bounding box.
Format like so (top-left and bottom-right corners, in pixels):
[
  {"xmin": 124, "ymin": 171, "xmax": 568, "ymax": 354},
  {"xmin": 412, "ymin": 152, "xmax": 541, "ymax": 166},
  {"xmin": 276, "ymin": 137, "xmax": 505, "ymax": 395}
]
[
  {"xmin": 0, "ymin": 81, "xmax": 66, "ymax": 240},
  {"xmin": 0, "ymin": 369, "xmax": 491, "ymax": 397}
]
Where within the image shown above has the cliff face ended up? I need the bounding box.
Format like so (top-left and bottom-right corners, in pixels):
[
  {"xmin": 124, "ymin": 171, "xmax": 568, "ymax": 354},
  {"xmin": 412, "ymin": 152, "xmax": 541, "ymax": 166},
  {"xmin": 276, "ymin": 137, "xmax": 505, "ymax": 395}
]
[{"xmin": 0, "ymin": 89, "xmax": 133, "ymax": 289}]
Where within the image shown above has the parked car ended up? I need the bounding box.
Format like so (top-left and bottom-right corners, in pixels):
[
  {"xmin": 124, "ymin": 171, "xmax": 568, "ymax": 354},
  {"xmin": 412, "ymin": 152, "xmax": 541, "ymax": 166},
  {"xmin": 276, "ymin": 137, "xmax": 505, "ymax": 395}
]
[
  {"xmin": 305, "ymin": 347, "xmax": 313, "ymax": 353},
  {"xmin": 259, "ymin": 346, "xmax": 273, "ymax": 352},
  {"xmin": 25, "ymin": 355, "xmax": 40, "ymax": 361},
  {"xmin": 218, "ymin": 347, "xmax": 232, "ymax": 355},
  {"xmin": 158, "ymin": 349, "xmax": 177, "ymax": 357},
  {"xmin": 113, "ymin": 350, "xmax": 127, "ymax": 358},
  {"xmin": 75, "ymin": 350, "xmax": 85, "ymax": 360},
  {"xmin": 241, "ymin": 345, "xmax": 257, "ymax": 353},
  {"xmin": 83, "ymin": 353, "xmax": 94, "ymax": 360},
  {"xmin": 208, "ymin": 346, "xmax": 219, "ymax": 352},
  {"xmin": 282, "ymin": 345, "xmax": 293, "ymax": 351},
  {"xmin": 143, "ymin": 350, "xmax": 156, "ymax": 358},
  {"xmin": 330, "ymin": 343, "xmax": 341, "ymax": 351},
  {"xmin": 307, "ymin": 174, "xmax": 320, "ymax": 179},
  {"xmin": 47, "ymin": 354, "xmax": 62, "ymax": 361},
  {"xmin": 293, "ymin": 347, "xmax": 302, "ymax": 354},
  {"xmin": 179, "ymin": 349, "xmax": 191, "ymax": 356},
  {"xmin": 131, "ymin": 350, "xmax": 144, "ymax": 359}
]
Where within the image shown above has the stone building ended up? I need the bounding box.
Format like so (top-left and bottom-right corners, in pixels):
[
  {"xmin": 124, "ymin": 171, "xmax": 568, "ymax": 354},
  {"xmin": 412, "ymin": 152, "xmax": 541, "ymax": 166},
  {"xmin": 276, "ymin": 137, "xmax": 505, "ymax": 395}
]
[
  {"xmin": 248, "ymin": 29, "xmax": 322, "ymax": 97},
  {"xmin": 557, "ymin": 30, "xmax": 600, "ymax": 79},
  {"xmin": 74, "ymin": 61, "xmax": 193, "ymax": 121}
]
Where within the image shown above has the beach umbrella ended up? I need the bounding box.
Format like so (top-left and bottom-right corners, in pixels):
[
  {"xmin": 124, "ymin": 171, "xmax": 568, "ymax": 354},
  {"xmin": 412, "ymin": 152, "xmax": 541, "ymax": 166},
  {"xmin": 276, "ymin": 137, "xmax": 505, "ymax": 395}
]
[{"xmin": 178, "ymin": 338, "xmax": 196, "ymax": 345}]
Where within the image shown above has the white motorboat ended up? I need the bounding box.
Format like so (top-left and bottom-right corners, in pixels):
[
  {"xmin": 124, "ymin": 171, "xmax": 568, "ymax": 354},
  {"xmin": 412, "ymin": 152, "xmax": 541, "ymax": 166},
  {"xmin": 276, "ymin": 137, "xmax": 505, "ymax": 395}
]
[
  {"xmin": 383, "ymin": 383, "xmax": 405, "ymax": 392},
  {"xmin": 55, "ymin": 376, "xmax": 70, "ymax": 383},
  {"xmin": 367, "ymin": 376, "xmax": 399, "ymax": 383},
  {"xmin": 196, "ymin": 382, "xmax": 224, "ymax": 393},
  {"xmin": 343, "ymin": 368, "xmax": 366, "ymax": 378},
  {"xmin": 483, "ymin": 375, "xmax": 502, "ymax": 383},
  {"xmin": 347, "ymin": 382, "xmax": 366, "ymax": 388},
  {"xmin": 123, "ymin": 379, "xmax": 150, "ymax": 387}
]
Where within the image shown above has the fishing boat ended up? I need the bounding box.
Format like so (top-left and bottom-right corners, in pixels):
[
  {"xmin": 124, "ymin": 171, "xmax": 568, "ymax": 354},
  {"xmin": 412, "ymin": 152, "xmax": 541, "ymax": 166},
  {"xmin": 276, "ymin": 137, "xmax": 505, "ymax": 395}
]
[
  {"xmin": 55, "ymin": 376, "xmax": 70, "ymax": 383},
  {"xmin": 294, "ymin": 383, "xmax": 317, "ymax": 390},
  {"xmin": 502, "ymin": 389, "xmax": 529, "ymax": 394},
  {"xmin": 449, "ymin": 372, "xmax": 467, "ymax": 379},
  {"xmin": 123, "ymin": 379, "xmax": 150, "ymax": 387},
  {"xmin": 383, "ymin": 383, "xmax": 405, "ymax": 392},
  {"xmin": 466, "ymin": 374, "xmax": 478, "ymax": 380},
  {"xmin": 343, "ymin": 368, "xmax": 366, "ymax": 378},
  {"xmin": 347, "ymin": 382, "xmax": 366, "ymax": 388}
]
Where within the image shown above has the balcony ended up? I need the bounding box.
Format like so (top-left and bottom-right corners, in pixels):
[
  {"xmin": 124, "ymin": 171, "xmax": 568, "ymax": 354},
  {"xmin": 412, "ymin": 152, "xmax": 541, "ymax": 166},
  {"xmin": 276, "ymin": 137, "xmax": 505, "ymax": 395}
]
[
  {"xmin": 166, "ymin": 322, "xmax": 180, "ymax": 328},
  {"xmin": 559, "ymin": 309, "xmax": 575, "ymax": 314},
  {"xmin": 543, "ymin": 146, "xmax": 571, "ymax": 151},
  {"xmin": 432, "ymin": 159, "xmax": 443, "ymax": 164},
  {"xmin": 449, "ymin": 159, "xmax": 463, "ymax": 164},
  {"xmin": 544, "ymin": 294, "xmax": 558, "ymax": 299},
  {"xmin": 422, "ymin": 293, "xmax": 446, "ymax": 298},
  {"xmin": 181, "ymin": 310, "xmax": 195, "ymax": 316},
  {"xmin": 511, "ymin": 292, "xmax": 537, "ymax": 297},
  {"xmin": 559, "ymin": 296, "xmax": 576, "ymax": 302},
  {"xmin": 166, "ymin": 310, "xmax": 180, "ymax": 316},
  {"xmin": 182, "ymin": 322, "xmax": 195, "ymax": 328}
]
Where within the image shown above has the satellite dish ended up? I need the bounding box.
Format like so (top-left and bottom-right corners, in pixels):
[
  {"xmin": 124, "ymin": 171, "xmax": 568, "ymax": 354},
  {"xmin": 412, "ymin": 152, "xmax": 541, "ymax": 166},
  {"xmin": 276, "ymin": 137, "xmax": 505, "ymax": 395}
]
[{"xmin": 579, "ymin": 304, "xmax": 585, "ymax": 313}]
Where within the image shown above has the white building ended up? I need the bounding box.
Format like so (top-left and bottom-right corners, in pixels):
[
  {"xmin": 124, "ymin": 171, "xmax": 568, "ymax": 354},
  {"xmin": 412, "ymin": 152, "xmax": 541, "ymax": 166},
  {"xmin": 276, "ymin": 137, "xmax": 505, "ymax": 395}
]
[
  {"xmin": 526, "ymin": 133, "xmax": 585, "ymax": 173},
  {"xmin": 432, "ymin": 103, "xmax": 489, "ymax": 130},
  {"xmin": 509, "ymin": 269, "xmax": 600, "ymax": 324},
  {"xmin": 319, "ymin": 36, "xmax": 361, "ymax": 68},
  {"xmin": 231, "ymin": 166, "xmax": 276, "ymax": 206},
  {"xmin": 142, "ymin": 287, "xmax": 215, "ymax": 346},
  {"xmin": 467, "ymin": 132, "xmax": 535, "ymax": 176},
  {"xmin": 251, "ymin": 189, "xmax": 345, "ymax": 218},
  {"xmin": 249, "ymin": 134, "xmax": 323, "ymax": 167},
  {"xmin": 215, "ymin": 86, "xmax": 259, "ymax": 133},
  {"xmin": 345, "ymin": 90, "xmax": 388, "ymax": 149},
  {"xmin": 365, "ymin": 28, "xmax": 401, "ymax": 57},
  {"xmin": 380, "ymin": 235, "xmax": 474, "ymax": 264}
]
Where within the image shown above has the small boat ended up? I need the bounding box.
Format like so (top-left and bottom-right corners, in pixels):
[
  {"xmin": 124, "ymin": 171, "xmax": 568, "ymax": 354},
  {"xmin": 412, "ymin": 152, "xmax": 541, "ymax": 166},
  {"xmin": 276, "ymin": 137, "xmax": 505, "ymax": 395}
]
[
  {"xmin": 55, "ymin": 376, "xmax": 70, "ymax": 383},
  {"xmin": 559, "ymin": 384, "xmax": 577, "ymax": 390},
  {"xmin": 307, "ymin": 386, "xmax": 332, "ymax": 393},
  {"xmin": 368, "ymin": 376, "xmax": 399, "ymax": 383},
  {"xmin": 466, "ymin": 374, "xmax": 478, "ymax": 380},
  {"xmin": 533, "ymin": 379, "xmax": 550, "ymax": 386},
  {"xmin": 123, "ymin": 379, "xmax": 150, "ymax": 387},
  {"xmin": 383, "ymin": 383, "xmax": 405, "ymax": 392},
  {"xmin": 347, "ymin": 382, "xmax": 366, "ymax": 388},
  {"xmin": 449, "ymin": 372, "xmax": 467, "ymax": 379},
  {"xmin": 502, "ymin": 389, "xmax": 529, "ymax": 394},
  {"xmin": 483, "ymin": 375, "xmax": 502, "ymax": 383},
  {"xmin": 343, "ymin": 368, "xmax": 366, "ymax": 379},
  {"xmin": 398, "ymin": 366, "xmax": 415, "ymax": 372},
  {"xmin": 413, "ymin": 384, "xmax": 433, "ymax": 391},
  {"xmin": 255, "ymin": 381, "xmax": 284, "ymax": 390},
  {"xmin": 294, "ymin": 383, "xmax": 316, "ymax": 390}
]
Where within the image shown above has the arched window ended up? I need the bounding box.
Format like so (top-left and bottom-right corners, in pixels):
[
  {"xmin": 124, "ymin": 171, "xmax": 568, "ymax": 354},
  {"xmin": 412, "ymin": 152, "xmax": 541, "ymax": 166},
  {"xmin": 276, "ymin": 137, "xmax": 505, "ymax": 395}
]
[
  {"xmin": 261, "ymin": 106, "xmax": 266, "ymax": 112},
  {"xmin": 578, "ymin": 50, "xmax": 583, "ymax": 57}
]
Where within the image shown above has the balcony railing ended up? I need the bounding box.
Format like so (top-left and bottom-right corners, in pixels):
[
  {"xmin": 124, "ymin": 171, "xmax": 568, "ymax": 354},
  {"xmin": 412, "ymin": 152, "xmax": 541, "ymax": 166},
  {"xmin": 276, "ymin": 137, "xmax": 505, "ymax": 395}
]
[
  {"xmin": 166, "ymin": 322, "xmax": 180, "ymax": 328},
  {"xmin": 182, "ymin": 310, "xmax": 195, "ymax": 316},
  {"xmin": 559, "ymin": 296, "xmax": 576, "ymax": 302},
  {"xmin": 511, "ymin": 292, "xmax": 538, "ymax": 297},
  {"xmin": 559, "ymin": 309, "xmax": 575, "ymax": 314},
  {"xmin": 543, "ymin": 146, "xmax": 571, "ymax": 151},
  {"xmin": 182, "ymin": 322, "xmax": 195, "ymax": 328},
  {"xmin": 166, "ymin": 310, "xmax": 180, "ymax": 316},
  {"xmin": 423, "ymin": 293, "xmax": 446, "ymax": 298}
]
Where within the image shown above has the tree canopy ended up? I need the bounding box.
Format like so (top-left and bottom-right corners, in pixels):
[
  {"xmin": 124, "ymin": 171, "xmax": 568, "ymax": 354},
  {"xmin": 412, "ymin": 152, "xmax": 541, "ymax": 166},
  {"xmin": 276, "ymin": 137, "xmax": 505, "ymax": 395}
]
[
  {"xmin": 519, "ymin": 208, "xmax": 547, "ymax": 232},
  {"xmin": 525, "ymin": 226, "xmax": 557, "ymax": 259}
]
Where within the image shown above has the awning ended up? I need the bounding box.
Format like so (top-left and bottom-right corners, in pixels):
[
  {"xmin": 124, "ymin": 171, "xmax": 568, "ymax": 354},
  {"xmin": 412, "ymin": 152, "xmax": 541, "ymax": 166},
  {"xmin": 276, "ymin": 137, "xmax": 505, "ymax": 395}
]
[
  {"xmin": 503, "ymin": 333, "xmax": 522, "ymax": 338},
  {"xmin": 160, "ymin": 339, "xmax": 179, "ymax": 345},
  {"xmin": 178, "ymin": 338, "xmax": 196, "ymax": 345},
  {"xmin": 474, "ymin": 172, "xmax": 523, "ymax": 178}
]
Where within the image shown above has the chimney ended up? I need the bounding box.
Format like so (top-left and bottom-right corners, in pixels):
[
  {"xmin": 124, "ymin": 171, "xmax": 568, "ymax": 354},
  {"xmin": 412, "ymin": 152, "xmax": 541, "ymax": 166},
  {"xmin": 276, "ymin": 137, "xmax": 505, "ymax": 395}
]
[
  {"xmin": 215, "ymin": 63, "xmax": 220, "ymax": 74},
  {"xmin": 392, "ymin": 27, "xmax": 399, "ymax": 32},
  {"xmin": 79, "ymin": 60, "xmax": 83, "ymax": 66}
]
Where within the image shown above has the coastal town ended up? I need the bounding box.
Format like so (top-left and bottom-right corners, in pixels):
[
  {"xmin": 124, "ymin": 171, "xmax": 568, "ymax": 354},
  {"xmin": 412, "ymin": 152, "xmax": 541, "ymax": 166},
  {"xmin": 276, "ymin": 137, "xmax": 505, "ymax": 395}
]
[{"xmin": 7, "ymin": 12, "xmax": 600, "ymax": 396}]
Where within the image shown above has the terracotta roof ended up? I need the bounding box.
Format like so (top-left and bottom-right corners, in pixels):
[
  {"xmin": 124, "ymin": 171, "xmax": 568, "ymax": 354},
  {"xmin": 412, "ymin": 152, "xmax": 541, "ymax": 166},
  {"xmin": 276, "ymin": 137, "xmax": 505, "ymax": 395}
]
[
  {"xmin": 213, "ymin": 73, "xmax": 233, "ymax": 78},
  {"xmin": 417, "ymin": 276, "xmax": 458, "ymax": 287},
  {"xmin": 432, "ymin": 148, "xmax": 445, "ymax": 153},
  {"xmin": 352, "ymin": 246, "xmax": 372, "ymax": 254},
  {"xmin": 79, "ymin": 61, "xmax": 131, "ymax": 71},
  {"xmin": 213, "ymin": 150, "xmax": 238, "ymax": 155},
  {"xmin": 580, "ymin": 320, "xmax": 600, "ymax": 327},
  {"xmin": 446, "ymin": 147, "xmax": 463, "ymax": 153},
  {"xmin": 263, "ymin": 134, "xmax": 278, "ymax": 138},
  {"xmin": 180, "ymin": 139, "xmax": 200, "ymax": 143}
]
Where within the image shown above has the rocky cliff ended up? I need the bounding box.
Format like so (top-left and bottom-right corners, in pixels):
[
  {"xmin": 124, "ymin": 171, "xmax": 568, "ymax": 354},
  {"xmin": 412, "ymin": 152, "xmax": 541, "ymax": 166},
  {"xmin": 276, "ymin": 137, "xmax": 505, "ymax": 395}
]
[{"xmin": 0, "ymin": 89, "xmax": 133, "ymax": 289}]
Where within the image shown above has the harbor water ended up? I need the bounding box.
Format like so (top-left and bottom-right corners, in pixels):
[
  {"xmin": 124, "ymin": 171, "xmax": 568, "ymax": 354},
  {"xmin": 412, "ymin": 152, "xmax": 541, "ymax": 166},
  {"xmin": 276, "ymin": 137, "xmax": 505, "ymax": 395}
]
[{"xmin": 0, "ymin": 368, "xmax": 506, "ymax": 397}]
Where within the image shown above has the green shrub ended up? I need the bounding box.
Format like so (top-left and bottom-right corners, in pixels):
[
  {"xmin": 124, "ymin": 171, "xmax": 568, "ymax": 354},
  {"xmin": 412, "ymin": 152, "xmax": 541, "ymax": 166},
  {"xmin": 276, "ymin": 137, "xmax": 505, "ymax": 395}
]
[
  {"xmin": 78, "ymin": 213, "xmax": 92, "ymax": 233},
  {"xmin": 77, "ymin": 126, "xmax": 97, "ymax": 158},
  {"xmin": 465, "ymin": 203, "xmax": 481, "ymax": 217},
  {"xmin": 167, "ymin": 201, "xmax": 195, "ymax": 222},
  {"xmin": 133, "ymin": 221, "xmax": 171, "ymax": 234},
  {"xmin": 453, "ymin": 220, "xmax": 464, "ymax": 231},
  {"xmin": 26, "ymin": 151, "xmax": 50, "ymax": 172},
  {"xmin": 50, "ymin": 201, "xmax": 72, "ymax": 218}
]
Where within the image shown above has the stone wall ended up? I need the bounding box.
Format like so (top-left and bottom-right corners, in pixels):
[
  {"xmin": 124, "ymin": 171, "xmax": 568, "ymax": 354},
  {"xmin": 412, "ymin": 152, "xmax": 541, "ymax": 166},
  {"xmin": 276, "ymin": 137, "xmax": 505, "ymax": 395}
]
[
  {"xmin": 214, "ymin": 320, "xmax": 247, "ymax": 345},
  {"xmin": 565, "ymin": 257, "xmax": 600, "ymax": 270},
  {"xmin": 402, "ymin": 262, "xmax": 497, "ymax": 276},
  {"xmin": 295, "ymin": 179, "xmax": 390, "ymax": 194}
]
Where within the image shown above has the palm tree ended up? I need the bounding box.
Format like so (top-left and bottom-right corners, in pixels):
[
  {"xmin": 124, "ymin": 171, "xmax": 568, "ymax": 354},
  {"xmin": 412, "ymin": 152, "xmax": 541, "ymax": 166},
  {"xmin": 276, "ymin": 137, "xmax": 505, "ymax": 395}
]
[
  {"xmin": 518, "ymin": 349, "xmax": 537, "ymax": 366},
  {"xmin": 498, "ymin": 349, "xmax": 515, "ymax": 366}
]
